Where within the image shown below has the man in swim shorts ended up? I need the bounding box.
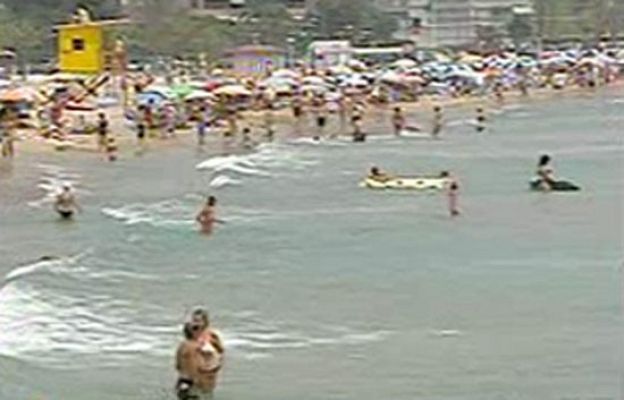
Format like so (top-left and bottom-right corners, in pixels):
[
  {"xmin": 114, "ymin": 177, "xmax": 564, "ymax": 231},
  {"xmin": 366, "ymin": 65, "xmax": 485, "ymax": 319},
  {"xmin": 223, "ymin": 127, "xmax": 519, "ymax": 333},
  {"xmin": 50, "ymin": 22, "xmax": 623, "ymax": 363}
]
[{"xmin": 54, "ymin": 185, "xmax": 80, "ymax": 219}]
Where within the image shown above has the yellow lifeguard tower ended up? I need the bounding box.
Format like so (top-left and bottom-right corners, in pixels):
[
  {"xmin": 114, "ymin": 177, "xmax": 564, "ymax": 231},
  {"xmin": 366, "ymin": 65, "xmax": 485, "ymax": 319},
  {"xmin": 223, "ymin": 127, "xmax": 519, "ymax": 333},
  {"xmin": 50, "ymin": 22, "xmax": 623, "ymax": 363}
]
[{"xmin": 57, "ymin": 8, "xmax": 128, "ymax": 74}]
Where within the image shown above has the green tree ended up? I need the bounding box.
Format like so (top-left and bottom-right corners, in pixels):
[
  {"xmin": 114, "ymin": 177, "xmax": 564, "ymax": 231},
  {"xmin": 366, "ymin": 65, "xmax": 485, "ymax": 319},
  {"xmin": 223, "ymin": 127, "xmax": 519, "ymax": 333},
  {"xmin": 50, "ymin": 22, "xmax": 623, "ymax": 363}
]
[
  {"xmin": 123, "ymin": 0, "xmax": 235, "ymax": 59},
  {"xmin": 311, "ymin": 0, "xmax": 397, "ymax": 41}
]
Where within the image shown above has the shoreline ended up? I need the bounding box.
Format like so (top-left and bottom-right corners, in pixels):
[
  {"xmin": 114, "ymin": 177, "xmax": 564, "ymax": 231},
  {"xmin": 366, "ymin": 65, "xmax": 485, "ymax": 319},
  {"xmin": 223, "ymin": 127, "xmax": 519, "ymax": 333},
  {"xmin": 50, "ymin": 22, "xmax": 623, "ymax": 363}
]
[{"xmin": 9, "ymin": 79, "xmax": 623, "ymax": 159}]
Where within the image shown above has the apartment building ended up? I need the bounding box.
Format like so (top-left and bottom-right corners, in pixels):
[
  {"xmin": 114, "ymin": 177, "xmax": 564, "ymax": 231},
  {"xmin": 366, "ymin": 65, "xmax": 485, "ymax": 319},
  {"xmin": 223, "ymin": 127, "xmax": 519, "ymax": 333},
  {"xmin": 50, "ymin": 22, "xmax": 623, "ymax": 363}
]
[{"xmin": 377, "ymin": 0, "xmax": 533, "ymax": 47}]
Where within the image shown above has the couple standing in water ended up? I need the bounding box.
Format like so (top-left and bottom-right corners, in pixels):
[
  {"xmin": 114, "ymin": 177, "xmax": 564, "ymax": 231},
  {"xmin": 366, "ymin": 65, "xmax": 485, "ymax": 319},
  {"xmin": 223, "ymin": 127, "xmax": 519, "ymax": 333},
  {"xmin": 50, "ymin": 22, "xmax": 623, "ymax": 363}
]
[{"xmin": 175, "ymin": 308, "xmax": 225, "ymax": 400}]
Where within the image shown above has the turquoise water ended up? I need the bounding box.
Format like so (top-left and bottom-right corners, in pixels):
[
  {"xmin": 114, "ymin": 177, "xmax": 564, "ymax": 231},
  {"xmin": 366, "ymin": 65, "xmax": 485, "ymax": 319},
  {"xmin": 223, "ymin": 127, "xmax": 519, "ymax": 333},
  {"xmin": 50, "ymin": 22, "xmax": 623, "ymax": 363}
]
[{"xmin": 0, "ymin": 90, "xmax": 622, "ymax": 400}]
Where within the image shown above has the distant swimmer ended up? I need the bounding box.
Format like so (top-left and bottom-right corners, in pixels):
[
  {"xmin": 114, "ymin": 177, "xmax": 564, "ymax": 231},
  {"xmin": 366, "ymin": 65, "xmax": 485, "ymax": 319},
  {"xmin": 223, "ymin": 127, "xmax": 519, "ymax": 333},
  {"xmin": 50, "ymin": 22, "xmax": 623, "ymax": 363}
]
[
  {"xmin": 54, "ymin": 184, "xmax": 80, "ymax": 220},
  {"xmin": 475, "ymin": 107, "xmax": 486, "ymax": 133},
  {"xmin": 447, "ymin": 180, "xmax": 460, "ymax": 217},
  {"xmin": 432, "ymin": 105, "xmax": 443, "ymax": 138},
  {"xmin": 535, "ymin": 154, "xmax": 555, "ymax": 191},
  {"xmin": 368, "ymin": 166, "xmax": 392, "ymax": 182},
  {"xmin": 175, "ymin": 309, "xmax": 224, "ymax": 400},
  {"xmin": 196, "ymin": 196, "xmax": 222, "ymax": 235}
]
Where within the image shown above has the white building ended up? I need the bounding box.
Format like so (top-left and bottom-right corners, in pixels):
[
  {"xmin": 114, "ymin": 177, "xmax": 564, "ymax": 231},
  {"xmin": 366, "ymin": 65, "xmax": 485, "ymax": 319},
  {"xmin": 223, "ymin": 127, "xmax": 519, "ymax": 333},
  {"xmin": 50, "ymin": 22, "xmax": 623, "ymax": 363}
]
[{"xmin": 377, "ymin": 0, "xmax": 534, "ymax": 47}]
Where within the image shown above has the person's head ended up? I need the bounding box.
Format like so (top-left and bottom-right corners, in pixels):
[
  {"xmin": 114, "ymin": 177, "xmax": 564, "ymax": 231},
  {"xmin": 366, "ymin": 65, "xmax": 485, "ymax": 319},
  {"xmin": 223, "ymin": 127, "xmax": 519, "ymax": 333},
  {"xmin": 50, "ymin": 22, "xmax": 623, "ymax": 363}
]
[
  {"xmin": 62, "ymin": 183, "xmax": 71, "ymax": 192},
  {"xmin": 206, "ymin": 196, "xmax": 216, "ymax": 207},
  {"xmin": 243, "ymin": 127, "xmax": 251, "ymax": 135},
  {"xmin": 538, "ymin": 154, "xmax": 551, "ymax": 166},
  {"xmin": 191, "ymin": 308, "xmax": 210, "ymax": 330},
  {"xmin": 183, "ymin": 322, "xmax": 202, "ymax": 340},
  {"xmin": 394, "ymin": 107, "xmax": 401, "ymax": 113},
  {"xmin": 98, "ymin": 112, "xmax": 105, "ymax": 119},
  {"xmin": 439, "ymin": 170, "xmax": 450, "ymax": 178},
  {"xmin": 434, "ymin": 105, "xmax": 441, "ymax": 112},
  {"xmin": 477, "ymin": 107, "xmax": 483, "ymax": 113},
  {"xmin": 450, "ymin": 182, "xmax": 458, "ymax": 190},
  {"xmin": 371, "ymin": 166, "xmax": 379, "ymax": 175}
]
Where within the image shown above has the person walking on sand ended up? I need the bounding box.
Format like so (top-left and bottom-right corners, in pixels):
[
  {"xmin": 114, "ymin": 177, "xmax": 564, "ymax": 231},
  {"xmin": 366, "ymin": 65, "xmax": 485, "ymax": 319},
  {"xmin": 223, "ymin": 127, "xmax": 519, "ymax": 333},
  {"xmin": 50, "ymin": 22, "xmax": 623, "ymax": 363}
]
[
  {"xmin": 135, "ymin": 108, "xmax": 147, "ymax": 153},
  {"xmin": 1, "ymin": 121, "xmax": 15, "ymax": 159},
  {"xmin": 105, "ymin": 136, "xmax": 118, "ymax": 162},
  {"xmin": 264, "ymin": 103, "xmax": 276, "ymax": 141},
  {"xmin": 475, "ymin": 107, "xmax": 486, "ymax": 133},
  {"xmin": 197, "ymin": 107, "xmax": 208, "ymax": 147},
  {"xmin": 432, "ymin": 105, "xmax": 443, "ymax": 139},
  {"xmin": 196, "ymin": 196, "xmax": 221, "ymax": 235},
  {"xmin": 447, "ymin": 179, "xmax": 460, "ymax": 217},
  {"xmin": 96, "ymin": 112, "xmax": 109, "ymax": 152},
  {"xmin": 391, "ymin": 106, "xmax": 405, "ymax": 136}
]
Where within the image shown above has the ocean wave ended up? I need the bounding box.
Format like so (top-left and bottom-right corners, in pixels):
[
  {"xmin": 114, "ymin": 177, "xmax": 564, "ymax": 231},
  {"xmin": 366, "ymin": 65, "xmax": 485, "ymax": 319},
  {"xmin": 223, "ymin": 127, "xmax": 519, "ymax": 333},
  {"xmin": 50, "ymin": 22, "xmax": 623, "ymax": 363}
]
[
  {"xmin": 28, "ymin": 164, "xmax": 85, "ymax": 208},
  {"xmin": 102, "ymin": 200, "xmax": 195, "ymax": 227},
  {"xmin": 3, "ymin": 253, "xmax": 89, "ymax": 283},
  {"xmin": 223, "ymin": 327, "xmax": 392, "ymax": 354},
  {"xmin": 429, "ymin": 329, "xmax": 463, "ymax": 338},
  {"xmin": 209, "ymin": 175, "xmax": 242, "ymax": 188},
  {"xmin": 196, "ymin": 143, "xmax": 317, "ymax": 182},
  {"xmin": 0, "ymin": 282, "xmax": 175, "ymax": 367}
]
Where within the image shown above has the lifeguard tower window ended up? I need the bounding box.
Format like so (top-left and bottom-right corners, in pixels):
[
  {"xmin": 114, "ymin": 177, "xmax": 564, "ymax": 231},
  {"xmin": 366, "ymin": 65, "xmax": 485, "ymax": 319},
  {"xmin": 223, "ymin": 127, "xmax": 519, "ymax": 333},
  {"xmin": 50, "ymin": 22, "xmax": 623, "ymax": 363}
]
[{"xmin": 72, "ymin": 38, "xmax": 85, "ymax": 51}]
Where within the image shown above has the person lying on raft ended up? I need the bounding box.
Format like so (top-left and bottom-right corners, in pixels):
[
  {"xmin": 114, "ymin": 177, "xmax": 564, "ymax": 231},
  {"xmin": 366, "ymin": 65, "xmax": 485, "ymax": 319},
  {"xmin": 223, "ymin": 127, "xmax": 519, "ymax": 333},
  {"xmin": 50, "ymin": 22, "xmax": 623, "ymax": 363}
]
[{"xmin": 368, "ymin": 166, "xmax": 393, "ymax": 182}]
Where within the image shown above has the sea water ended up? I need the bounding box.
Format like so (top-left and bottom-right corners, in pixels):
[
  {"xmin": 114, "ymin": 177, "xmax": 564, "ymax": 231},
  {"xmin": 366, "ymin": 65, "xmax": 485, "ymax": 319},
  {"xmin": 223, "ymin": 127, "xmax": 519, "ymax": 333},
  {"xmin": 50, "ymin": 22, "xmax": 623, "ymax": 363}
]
[{"xmin": 0, "ymin": 89, "xmax": 621, "ymax": 400}]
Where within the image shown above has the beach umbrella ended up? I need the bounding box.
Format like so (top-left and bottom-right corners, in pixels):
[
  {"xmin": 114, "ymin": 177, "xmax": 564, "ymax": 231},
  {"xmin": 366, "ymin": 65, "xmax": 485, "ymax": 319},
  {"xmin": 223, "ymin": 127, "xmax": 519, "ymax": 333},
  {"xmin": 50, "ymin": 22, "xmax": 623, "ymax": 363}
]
[
  {"xmin": 391, "ymin": 58, "xmax": 417, "ymax": 70},
  {"xmin": 184, "ymin": 90, "xmax": 215, "ymax": 102},
  {"xmin": 300, "ymin": 84, "xmax": 328, "ymax": 94},
  {"xmin": 213, "ymin": 84, "xmax": 252, "ymax": 97},
  {"xmin": 329, "ymin": 65, "xmax": 354, "ymax": 75},
  {"xmin": 271, "ymin": 69, "xmax": 300, "ymax": 79},
  {"xmin": 0, "ymin": 88, "xmax": 36, "ymax": 103},
  {"xmin": 171, "ymin": 84, "xmax": 194, "ymax": 99},
  {"xmin": 302, "ymin": 76, "xmax": 327, "ymax": 86},
  {"xmin": 339, "ymin": 75, "xmax": 369, "ymax": 88},
  {"xmin": 347, "ymin": 59, "xmax": 367, "ymax": 71}
]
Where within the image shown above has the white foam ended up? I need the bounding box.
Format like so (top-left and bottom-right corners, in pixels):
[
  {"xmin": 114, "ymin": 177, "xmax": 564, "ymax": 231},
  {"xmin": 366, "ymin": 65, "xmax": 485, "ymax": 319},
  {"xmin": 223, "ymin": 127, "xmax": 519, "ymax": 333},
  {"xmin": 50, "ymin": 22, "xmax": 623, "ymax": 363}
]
[
  {"xmin": 0, "ymin": 282, "xmax": 175, "ymax": 366},
  {"xmin": 209, "ymin": 175, "xmax": 242, "ymax": 188},
  {"xmin": 28, "ymin": 165, "xmax": 85, "ymax": 208},
  {"xmin": 102, "ymin": 200, "xmax": 196, "ymax": 228},
  {"xmin": 430, "ymin": 329, "xmax": 463, "ymax": 337},
  {"xmin": 4, "ymin": 253, "xmax": 86, "ymax": 283}
]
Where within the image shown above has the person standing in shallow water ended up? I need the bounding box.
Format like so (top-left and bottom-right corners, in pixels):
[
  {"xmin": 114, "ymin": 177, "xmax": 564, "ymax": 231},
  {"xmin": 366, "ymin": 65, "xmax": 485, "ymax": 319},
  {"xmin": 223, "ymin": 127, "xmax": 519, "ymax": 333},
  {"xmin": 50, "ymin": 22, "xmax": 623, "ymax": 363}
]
[
  {"xmin": 196, "ymin": 196, "xmax": 219, "ymax": 234},
  {"xmin": 175, "ymin": 309, "xmax": 224, "ymax": 400}
]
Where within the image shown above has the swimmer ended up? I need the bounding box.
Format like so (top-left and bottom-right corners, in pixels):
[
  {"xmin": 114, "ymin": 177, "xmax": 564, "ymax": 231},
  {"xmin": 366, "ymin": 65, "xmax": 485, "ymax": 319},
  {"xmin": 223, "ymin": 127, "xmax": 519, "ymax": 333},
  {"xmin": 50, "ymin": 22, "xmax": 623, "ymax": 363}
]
[
  {"xmin": 54, "ymin": 184, "xmax": 80, "ymax": 220},
  {"xmin": 196, "ymin": 196, "xmax": 223, "ymax": 235}
]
